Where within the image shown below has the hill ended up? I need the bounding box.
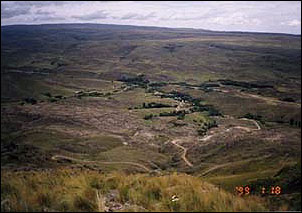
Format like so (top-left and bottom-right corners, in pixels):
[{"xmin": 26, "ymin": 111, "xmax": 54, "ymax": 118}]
[{"xmin": 1, "ymin": 23, "xmax": 301, "ymax": 211}]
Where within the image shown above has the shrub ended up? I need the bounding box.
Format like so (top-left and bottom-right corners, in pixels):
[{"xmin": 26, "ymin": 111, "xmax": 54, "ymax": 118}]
[
  {"xmin": 281, "ymin": 97, "xmax": 295, "ymax": 102},
  {"xmin": 36, "ymin": 192, "xmax": 53, "ymax": 207},
  {"xmin": 142, "ymin": 102, "xmax": 172, "ymax": 109},
  {"xmin": 73, "ymin": 194, "xmax": 97, "ymax": 211},
  {"xmin": 119, "ymin": 74, "xmax": 149, "ymax": 88},
  {"xmin": 49, "ymin": 97, "xmax": 58, "ymax": 103},
  {"xmin": 90, "ymin": 177, "xmax": 103, "ymax": 190},
  {"xmin": 243, "ymin": 113, "xmax": 262, "ymax": 121},
  {"xmin": 119, "ymin": 184, "xmax": 131, "ymax": 202},
  {"xmin": 43, "ymin": 92, "xmax": 52, "ymax": 97},
  {"xmin": 197, "ymin": 128, "xmax": 206, "ymax": 136},
  {"xmin": 24, "ymin": 97, "xmax": 37, "ymax": 105},
  {"xmin": 144, "ymin": 114, "xmax": 153, "ymax": 120},
  {"xmin": 208, "ymin": 108, "xmax": 222, "ymax": 116},
  {"xmin": 159, "ymin": 110, "xmax": 185, "ymax": 117},
  {"xmin": 177, "ymin": 113, "xmax": 185, "ymax": 120},
  {"xmin": 54, "ymin": 95, "xmax": 63, "ymax": 99},
  {"xmin": 197, "ymin": 120, "xmax": 217, "ymax": 136}
]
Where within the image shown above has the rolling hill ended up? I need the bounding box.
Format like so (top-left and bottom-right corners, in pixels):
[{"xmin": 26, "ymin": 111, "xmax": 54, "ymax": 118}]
[{"xmin": 1, "ymin": 23, "xmax": 301, "ymax": 211}]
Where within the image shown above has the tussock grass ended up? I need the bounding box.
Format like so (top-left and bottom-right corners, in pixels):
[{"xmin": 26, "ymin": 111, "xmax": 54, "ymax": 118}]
[{"xmin": 1, "ymin": 169, "xmax": 269, "ymax": 212}]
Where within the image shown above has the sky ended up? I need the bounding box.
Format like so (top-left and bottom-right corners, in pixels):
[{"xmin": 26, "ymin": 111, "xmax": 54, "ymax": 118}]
[{"xmin": 1, "ymin": 1, "xmax": 301, "ymax": 34}]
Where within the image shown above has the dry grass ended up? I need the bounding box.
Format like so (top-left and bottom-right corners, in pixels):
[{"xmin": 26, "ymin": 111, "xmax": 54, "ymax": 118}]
[{"xmin": 1, "ymin": 169, "xmax": 270, "ymax": 212}]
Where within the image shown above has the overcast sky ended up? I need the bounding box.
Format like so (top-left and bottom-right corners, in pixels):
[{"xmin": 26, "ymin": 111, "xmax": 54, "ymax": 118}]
[{"xmin": 1, "ymin": 1, "xmax": 301, "ymax": 34}]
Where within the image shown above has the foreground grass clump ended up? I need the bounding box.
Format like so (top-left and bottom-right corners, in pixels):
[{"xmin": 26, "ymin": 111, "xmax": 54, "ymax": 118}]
[{"xmin": 1, "ymin": 169, "xmax": 268, "ymax": 212}]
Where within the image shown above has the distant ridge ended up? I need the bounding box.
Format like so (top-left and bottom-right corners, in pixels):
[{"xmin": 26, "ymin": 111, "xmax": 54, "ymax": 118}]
[{"xmin": 1, "ymin": 23, "xmax": 301, "ymax": 37}]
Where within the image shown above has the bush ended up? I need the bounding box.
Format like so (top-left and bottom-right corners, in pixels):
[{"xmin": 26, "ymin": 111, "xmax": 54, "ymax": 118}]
[
  {"xmin": 281, "ymin": 97, "xmax": 295, "ymax": 102},
  {"xmin": 177, "ymin": 113, "xmax": 185, "ymax": 120},
  {"xmin": 243, "ymin": 113, "xmax": 262, "ymax": 121},
  {"xmin": 73, "ymin": 195, "xmax": 97, "ymax": 211},
  {"xmin": 197, "ymin": 120, "xmax": 217, "ymax": 136},
  {"xmin": 54, "ymin": 95, "xmax": 63, "ymax": 99},
  {"xmin": 159, "ymin": 110, "xmax": 185, "ymax": 117},
  {"xmin": 197, "ymin": 128, "xmax": 206, "ymax": 136},
  {"xmin": 36, "ymin": 192, "xmax": 53, "ymax": 207},
  {"xmin": 289, "ymin": 119, "xmax": 301, "ymax": 128},
  {"xmin": 144, "ymin": 114, "xmax": 153, "ymax": 120},
  {"xmin": 24, "ymin": 97, "xmax": 37, "ymax": 105},
  {"xmin": 208, "ymin": 108, "xmax": 222, "ymax": 116},
  {"xmin": 148, "ymin": 82, "xmax": 167, "ymax": 87},
  {"xmin": 90, "ymin": 177, "xmax": 103, "ymax": 190},
  {"xmin": 49, "ymin": 97, "xmax": 58, "ymax": 103},
  {"xmin": 219, "ymin": 79, "xmax": 273, "ymax": 89},
  {"xmin": 142, "ymin": 102, "xmax": 172, "ymax": 109},
  {"xmin": 119, "ymin": 74, "xmax": 149, "ymax": 88},
  {"xmin": 43, "ymin": 92, "xmax": 52, "ymax": 97}
]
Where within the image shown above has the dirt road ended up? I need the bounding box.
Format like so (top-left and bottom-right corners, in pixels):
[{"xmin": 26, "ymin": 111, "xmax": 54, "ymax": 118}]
[
  {"xmin": 169, "ymin": 118, "xmax": 261, "ymax": 168},
  {"xmin": 200, "ymin": 118, "xmax": 261, "ymax": 142},
  {"xmin": 170, "ymin": 139, "xmax": 193, "ymax": 167},
  {"xmin": 200, "ymin": 154, "xmax": 272, "ymax": 176},
  {"xmin": 237, "ymin": 90, "xmax": 301, "ymax": 107},
  {"xmin": 239, "ymin": 118, "xmax": 261, "ymax": 130}
]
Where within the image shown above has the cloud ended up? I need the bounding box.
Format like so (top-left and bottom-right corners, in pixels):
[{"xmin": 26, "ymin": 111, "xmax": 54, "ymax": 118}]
[
  {"xmin": 72, "ymin": 10, "xmax": 109, "ymax": 21},
  {"xmin": 11, "ymin": 1, "xmax": 69, "ymax": 8},
  {"xmin": 36, "ymin": 9, "xmax": 53, "ymax": 16},
  {"xmin": 1, "ymin": 1, "xmax": 301, "ymax": 34},
  {"xmin": 32, "ymin": 10, "xmax": 66, "ymax": 22},
  {"xmin": 281, "ymin": 19, "xmax": 301, "ymax": 27},
  {"xmin": 288, "ymin": 19, "xmax": 301, "ymax": 26},
  {"xmin": 208, "ymin": 12, "xmax": 261, "ymax": 26},
  {"xmin": 120, "ymin": 12, "xmax": 156, "ymax": 20},
  {"xmin": 32, "ymin": 15, "xmax": 66, "ymax": 22},
  {"xmin": 1, "ymin": 4, "xmax": 30, "ymax": 19}
]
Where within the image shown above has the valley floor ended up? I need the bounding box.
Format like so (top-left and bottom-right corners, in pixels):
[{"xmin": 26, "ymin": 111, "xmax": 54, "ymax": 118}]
[{"xmin": 1, "ymin": 77, "xmax": 301, "ymax": 211}]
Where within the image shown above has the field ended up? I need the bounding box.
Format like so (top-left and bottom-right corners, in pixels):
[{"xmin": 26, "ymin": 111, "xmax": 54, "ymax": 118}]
[{"xmin": 1, "ymin": 24, "xmax": 301, "ymax": 211}]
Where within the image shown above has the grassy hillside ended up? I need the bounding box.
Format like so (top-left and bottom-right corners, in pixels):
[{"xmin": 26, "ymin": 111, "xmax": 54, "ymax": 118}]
[
  {"xmin": 1, "ymin": 169, "xmax": 269, "ymax": 212},
  {"xmin": 1, "ymin": 24, "xmax": 301, "ymax": 212}
]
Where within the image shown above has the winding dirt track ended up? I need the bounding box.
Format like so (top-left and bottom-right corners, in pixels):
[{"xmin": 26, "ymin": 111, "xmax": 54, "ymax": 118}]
[
  {"xmin": 51, "ymin": 155, "xmax": 151, "ymax": 172},
  {"xmin": 200, "ymin": 118, "xmax": 261, "ymax": 143},
  {"xmin": 170, "ymin": 139, "xmax": 193, "ymax": 167},
  {"xmin": 200, "ymin": 154, "xmax": 272, "ymax": 176},
  {"xmin": 238, "ymin": 91, "xmax": 301, "ymax": 107},
  {"xmin": 239, "ymin": 118, "xmax": 261, "ymax": 130},
  {"xmin": 51, "ymin": 119, "xmax": 261, "ymax": 171},
  {"xmin": 171, "ymin": 118, "xmax": 261, "ymax": 168}
]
